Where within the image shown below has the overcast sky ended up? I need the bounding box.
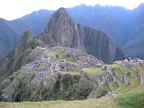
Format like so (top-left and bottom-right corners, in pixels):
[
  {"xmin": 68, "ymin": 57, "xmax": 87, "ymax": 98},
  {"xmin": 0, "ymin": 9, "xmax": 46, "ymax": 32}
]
[{"xmin": 0, "ymin": 0, "xmax": 144, "ymax": 20}]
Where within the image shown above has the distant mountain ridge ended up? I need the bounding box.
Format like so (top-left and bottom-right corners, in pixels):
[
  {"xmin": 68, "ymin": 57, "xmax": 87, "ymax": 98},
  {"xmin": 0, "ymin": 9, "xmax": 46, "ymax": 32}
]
[
  {"xmin": 0, "ymin": 4, "xmax": 144, "ymax": 59},
  {"xmin": 0, "ymin": 10, "xmax": 53, "ymax": 58}
]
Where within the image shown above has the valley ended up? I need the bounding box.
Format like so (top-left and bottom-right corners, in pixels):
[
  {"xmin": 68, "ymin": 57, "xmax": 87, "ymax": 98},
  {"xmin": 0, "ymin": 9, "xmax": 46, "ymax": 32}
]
[{"xmin": 0, "ymin": 5, "xmax": 144, "ymax": 108}]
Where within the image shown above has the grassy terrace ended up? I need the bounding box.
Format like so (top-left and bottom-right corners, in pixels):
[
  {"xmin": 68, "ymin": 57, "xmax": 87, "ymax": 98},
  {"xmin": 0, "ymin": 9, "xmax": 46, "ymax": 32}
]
[
  {"xmin": 121, "ymin": 78, "xmax": 140, "ymax": 93},
  {"xmin": 136, "ymin": 65, "xmax": 144, "ymax": 77},
  {"xmin": 111, "ymin": 63, "xmax": 120, "ymax": 68},
  {"xmin": 122, "ymin": 66, "xmax": 131, "ymax": 72},
  {"xmin": 45, "ymin": 74, "xmax": 57, "ymax": 81},
  {"xmin": 122, "ymin": 66, "xmax": 139, "ymax": 76},
  {"xmin": 96, "ymin": 89, "xmax": 101, "ymax": 96},
  {"xmin": 103, "ymin": 83, "xmax": 111, "ymax": 92},
  {"xmin": 115, "ymin": 68, "xmax": 123, "ymax": 76},
  {"xmin": 82, "ymin": 68, "xmax": 101, "ymax": 76},
  {"xmin": 84, "ymin": 75, "xmax": 99, "ymax": 86},
  {"xmin": 48, "ymin": 51, "xmax": 64, "ymax": 59},
  {"xmin": 113, "ymin": 74, "xmax": 124, "ymax": 85},
  {"xmin": 116, "ymin": 90, "xmax": 144, "ymax": 108},
  {"xmin": 114, "ymin": 84, "xmax": 129, "ymax": 94},
  {"xmin": 124, "ymin": 75, "xmax": 131, "ymax": 82},
  {"xmin": 135, "ymin": 65, "xmax": 144, "ymax": 89},
  {"xmin": 131, "ymin": 70, "xmax": 139, "ymax": 76},
  {"xmin": 48, "ymin": 51, "xmax": 79, "ymax": 65},
  {"xmin": 110, "ymin": 81, "xmax": 119, "ymax": 90},
  {"xmin": 59, "ymin": 71, "xmax": 81, "ymax": 75}
]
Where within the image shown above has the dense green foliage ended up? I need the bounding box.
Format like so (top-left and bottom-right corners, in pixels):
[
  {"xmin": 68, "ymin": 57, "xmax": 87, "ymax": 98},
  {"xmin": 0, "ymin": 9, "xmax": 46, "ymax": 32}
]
[
  {"xmin": 12, "ymin": 78, "xmax": 91, "ymax": 102},
  {"xmin": 12, "ymin": 82, "xmax": 30, "ymax": 102}
]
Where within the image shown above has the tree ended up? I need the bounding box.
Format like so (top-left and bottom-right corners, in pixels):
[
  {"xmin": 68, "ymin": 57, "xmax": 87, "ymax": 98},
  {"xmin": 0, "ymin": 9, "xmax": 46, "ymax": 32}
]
[{"xmin": 56, "ymin": 55, "xmax": 59, "ymax": 60}]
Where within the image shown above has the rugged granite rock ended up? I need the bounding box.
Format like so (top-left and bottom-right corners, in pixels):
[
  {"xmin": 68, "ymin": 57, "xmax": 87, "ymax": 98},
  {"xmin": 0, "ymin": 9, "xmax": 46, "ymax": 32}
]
[
  {"xmin": 38, "ymin": 8, "xmax": 124, "ymax": 63},
  {"xmin": 38, "ymin": 8, "xmax": 85, "ymax": 50}
]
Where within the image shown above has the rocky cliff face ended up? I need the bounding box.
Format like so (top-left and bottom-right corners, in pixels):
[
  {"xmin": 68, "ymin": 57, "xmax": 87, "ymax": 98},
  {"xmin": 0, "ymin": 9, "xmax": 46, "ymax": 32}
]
[
  {"xmin": 38, "ymin": 8, "xmax": 124, "ymax": 63},
  {"xmin": 39, "ymin": 8, "xmax": 84, "ymax": 50}
]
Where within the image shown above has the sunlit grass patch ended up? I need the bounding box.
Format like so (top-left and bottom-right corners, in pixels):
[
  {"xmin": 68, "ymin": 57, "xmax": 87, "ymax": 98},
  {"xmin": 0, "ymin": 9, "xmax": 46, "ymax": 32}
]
[
  {"xmin": 82, "ymin": 68, "xmax": 100, "ymax": 76},
  {"xmin": 59, "ymin": 71, "xmax": 81, "ymax": 75},
  {"xmin": 116, "ymin": 90, "xmax": 144, "ymax": 108},
  {"xmin": 48, "ymin": 51, "xmax": 64, "ymax": 59},
  {"xmin": 121, "ymin": 78, "xmax": 140, "ymax": 93}
]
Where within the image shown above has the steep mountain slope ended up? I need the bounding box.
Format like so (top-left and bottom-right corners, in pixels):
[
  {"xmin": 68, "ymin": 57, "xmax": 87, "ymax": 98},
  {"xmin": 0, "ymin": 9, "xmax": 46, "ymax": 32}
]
[
  {"xmin": 0, "ymin": 31, "xmax": 43, "ymax": 76},
  {"xmin": 67, "ymin": 4, "xmax": 130, "ymax": 47},
  {"xmin": 0, "ymin": 18, "xmax": 21, "ymax": 58},
  {"xmin": 12, "ymin": 10, "xmax": 54, "ymax": 36},
  {"xmin": 38, "ymin": 8, "xmax": 124, "ymax": 63},
  {"xmin": 0, "ymin": 10, "xmax": 53, "ymax": 58},
  {"xmin": 0, "ymin": 4, "xmax": 144, "ymax": 59},
  {"xmin": 122, "ymin": 4, "xmax": 144, "ymax": 58},
  {"xmin": 0, "ymin": 37, "xmax": 143, "ymax": 102},
  {"xmin": 0, "ymin": 15, "xmax": 143, "ymax": 102},
  {"xmin": 66, "ymin": 4, "xmax": 144, "ymax": 59},
  {"xmin": 38, "ymin": 8, "xmax": 84, "ymax": 50}
]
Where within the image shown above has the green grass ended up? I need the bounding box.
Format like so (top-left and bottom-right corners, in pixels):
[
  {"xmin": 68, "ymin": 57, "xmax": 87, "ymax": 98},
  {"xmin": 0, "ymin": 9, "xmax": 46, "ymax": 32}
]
[
  {"xmin": 45, "ymin": 74, "xmax": 57, "ymax": 82},
  {"xmin": 122, "ymin": 66, "xmax": 131, "ymax": 72},
  {"xmin": 0, "ymin": 97, "xmax": 118, "ymax": 108},
  {"xmin": 103, "ymin": 83, "xmax": 111, "ymax": 92},
  {"xmin": 124, "ymin": 75, "xmax": 131, "ymax": 82},
  {"xmin": 113, "ymin": 74, "xmax": 124, "ymax": 85},
  {"xmin": 114, "ymin": 84, "xmax": 129, "ymax": 94},
  {"xmin": 48, "ymin": 51, "xmax": 79, "ymax": 65},
  {"xmin": 48, "ymin": 51, "xmax": 64, "ymax": 59},
  {"xmin": 101, "ymin": 67, "xmax": 107, "ymax": 72},
  {"xmin": 112, "ymin": 64, "xmax": 120, "ymax": 68},
  {"xmin": 131, "ymin": 70, "xmax": 139, "ymax": 76},
  {"xmin": 122, "ymin": 65, "xmax": 139, "ymax": 76},
  {"xmin": 59, "ymin": 71, "xmax": 81, "ymax": 75},
  {"xmin": 66, "ymin": 60, "xmax": 80, "ymax": 66},
  {"xmin": 116, "ymin": 90, "xmax": 144, "ymax": 108},
  {"xmin": 121, "ymin": 78, "xmax": 140, "ymax": 93},
  {"xmin": 1, "ymin": 90, "xmax": 144, "ymax": 108},
  {"xmin": 83, "ymin": 75, "xmax": 99, "ymax": 86},
  {"xmin": 137, "ymin": 65, "xmax": 144, "ymax": 77},
  {"xmin": 82, "ymin": 68, "xmax": 100, "ymax": 76},
  {"xmin": 115, "ymin": 68, "xmax": 124, "ymax": 76},
  {"xmin": 96, "ymin": 89, "xmax": 101, "ymax": 96},
  {"xmin": 110, "ymin": 81, "xmax": 119, "ymax": 91}
]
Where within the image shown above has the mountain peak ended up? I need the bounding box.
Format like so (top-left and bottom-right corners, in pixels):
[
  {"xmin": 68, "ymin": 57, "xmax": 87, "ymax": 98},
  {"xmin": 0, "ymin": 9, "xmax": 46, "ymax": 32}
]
[
  {"xmin": 13, "ymin": 31, "xmax": 35, "ymax": 59},
  {"xmin": 42, "ymin": 7, "xmax": 84, "ymax": 49},
  {"xmin": 49, "ymin": 7, "xmax": 69, "ymax": 22},
  {"xmin": 56, "ymin": 7, "xmax": 68, "ymax": 15},
  {"xmin": 38, "ymin": 8, "xmax": 124, "ymax": 63},
  {"xmin": 44, "ymin": 7, "xmax": 73, "ymax": 33}
]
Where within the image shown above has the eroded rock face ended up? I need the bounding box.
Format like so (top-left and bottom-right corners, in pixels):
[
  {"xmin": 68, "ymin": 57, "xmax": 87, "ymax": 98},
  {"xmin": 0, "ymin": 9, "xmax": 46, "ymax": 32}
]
[
  {"xmin": 38, "ymin": 8, "xmax": 124, "ymax": 63},
  {"xmin": 39, "ymin": 8, "xmax": 85, "ymax": 50}
]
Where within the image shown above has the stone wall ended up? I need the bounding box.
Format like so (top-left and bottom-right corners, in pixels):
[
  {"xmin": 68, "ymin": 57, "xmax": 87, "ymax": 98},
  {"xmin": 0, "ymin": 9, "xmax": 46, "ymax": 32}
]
[
  {"xmin": 119, "ymin": 66, "xmax": 128, "ymax": 75},
  {"xmin": 112, "ymin": 75, "xmax": 121, "ymax": 86},
  {"xmin": 35, "ymin": 71, "xmax": 52, "ymax": 77},
  {"xmin": 113, "ymin": 69, "xmax": 123, "ymax": 81},
  {"xmin": 123, "ymin": 77, "xmax": 129, "ymax": 84},
  {"xmin": 82, "ymin": 71, "xmax": 98, "ymax": 82},
  {"xmin": 108, "ymin": 82, "xmax": 114, "ymax": 92}
]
